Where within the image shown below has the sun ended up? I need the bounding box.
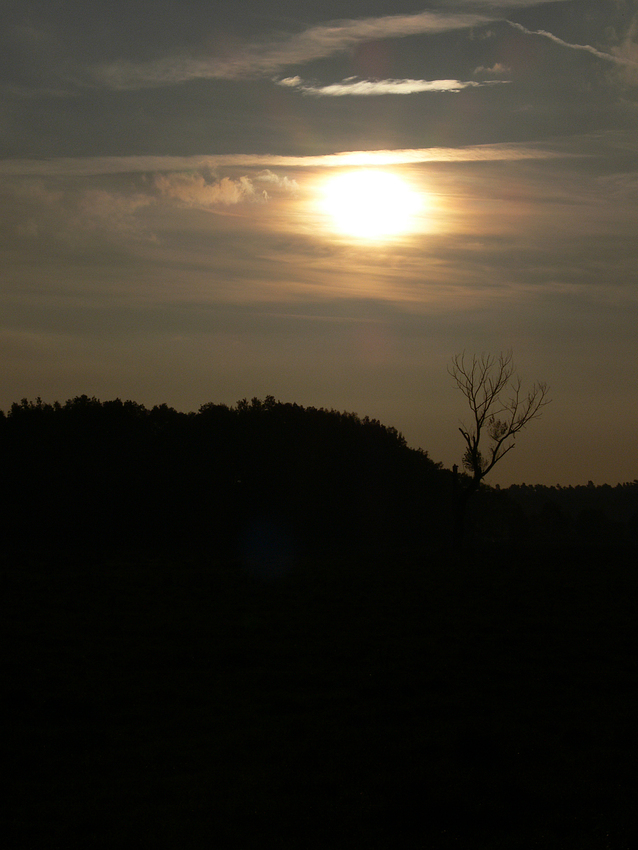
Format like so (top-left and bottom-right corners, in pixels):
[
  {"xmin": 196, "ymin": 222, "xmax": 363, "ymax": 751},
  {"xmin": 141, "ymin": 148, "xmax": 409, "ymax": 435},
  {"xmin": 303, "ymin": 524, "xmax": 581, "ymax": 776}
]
[{"xmin": 320, "ymin": 169, "xmax": 423, "ymax": 239}]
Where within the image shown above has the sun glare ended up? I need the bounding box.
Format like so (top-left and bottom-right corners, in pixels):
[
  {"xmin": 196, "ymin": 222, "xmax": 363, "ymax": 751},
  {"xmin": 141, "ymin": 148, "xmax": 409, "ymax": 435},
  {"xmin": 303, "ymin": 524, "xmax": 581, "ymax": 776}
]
[{"xmin": 320, "ymin": 169, "xmax": 423, "ymax": 239}]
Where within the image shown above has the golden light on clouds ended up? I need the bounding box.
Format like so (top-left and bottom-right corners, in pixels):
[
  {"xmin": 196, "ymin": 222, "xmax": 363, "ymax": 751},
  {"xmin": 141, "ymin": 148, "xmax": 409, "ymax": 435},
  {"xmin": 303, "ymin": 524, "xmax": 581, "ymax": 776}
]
[{"xmin": 319, "ymin": 169, "xmax": 424, "ymax": 240}]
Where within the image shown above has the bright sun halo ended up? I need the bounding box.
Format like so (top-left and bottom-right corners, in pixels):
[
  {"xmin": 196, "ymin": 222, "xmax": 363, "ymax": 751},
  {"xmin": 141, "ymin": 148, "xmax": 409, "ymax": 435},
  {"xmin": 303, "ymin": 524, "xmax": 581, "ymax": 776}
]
[{"xmin": 320, "ymin": 169, "xmax": 422, "ymax": 239}]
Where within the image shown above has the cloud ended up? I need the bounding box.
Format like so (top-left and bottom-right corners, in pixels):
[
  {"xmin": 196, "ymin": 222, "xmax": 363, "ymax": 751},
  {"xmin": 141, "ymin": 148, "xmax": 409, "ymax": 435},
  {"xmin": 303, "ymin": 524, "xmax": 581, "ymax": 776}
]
[
  {"xmin": 0, "ymin": 177, "xmax": 156, "ymax": 246},
  {"xmin": 596, "ymin": 171, "xmax": 638, "ymax": 199},
  {"xmin": 275, "ymin": 76, "xmax": 509, "ymax": 96},
  {"xmin": 506, "ymin": 20, "xmax": 638, "ymax": 74},
  {"xmin": 154, "ymin": 172, "xmax": 264, "ymax": 207},
  {"xmin": 154, "ymin": 170, "xmax": 300, "ymax": 207},
  {"xmin": 0, "ymin": 166, "xmax": 302, "ymax": 250},
  {"xmin": 444, "ymin": 0, "xmax": 566, "ymax": 5},
  {"xmin": 255, "ymin": 170, "xmax": 300, "ymax": 194},
  {"xmin": 92, "ymin": 10, "xmax": 495, "ymax": 89},
  {"xmin": 610, "ymin": 13, "xmax": 638, "ymax": 85},
  {"xmin": 474, "ymin": 62, "xmax": 511, "ymax": 77},
  {"xmin": 0, "ymin": 143, "xmax": 568, "ymax": 180},
  {"xmin": 76, "ymin": 188, "xmax": 154, "ymax": 237}
]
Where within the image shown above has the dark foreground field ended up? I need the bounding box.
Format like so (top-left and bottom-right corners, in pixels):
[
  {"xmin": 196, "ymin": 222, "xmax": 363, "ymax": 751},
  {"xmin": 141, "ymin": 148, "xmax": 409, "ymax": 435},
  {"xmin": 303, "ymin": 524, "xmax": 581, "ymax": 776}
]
[{"xmin": 5, "ymin": 543, "xmax": 637, "ymax": 849}]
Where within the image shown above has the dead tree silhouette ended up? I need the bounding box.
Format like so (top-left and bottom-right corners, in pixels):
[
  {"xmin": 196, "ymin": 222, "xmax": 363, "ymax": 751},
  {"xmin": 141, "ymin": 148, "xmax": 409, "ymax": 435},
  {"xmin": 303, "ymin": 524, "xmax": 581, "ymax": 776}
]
[{"xmin": 449, "ymin": 350, "xmax": 550, "ymax": 544}]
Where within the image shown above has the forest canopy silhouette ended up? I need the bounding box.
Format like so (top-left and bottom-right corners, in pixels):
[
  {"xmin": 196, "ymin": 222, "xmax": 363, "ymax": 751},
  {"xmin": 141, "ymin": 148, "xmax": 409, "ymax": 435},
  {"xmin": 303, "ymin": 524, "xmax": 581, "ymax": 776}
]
[
  {"xmin": 1, "ymin": 395, "xmax": 449, "ymax": 560},
  {"xmin": 3, "ymin": 394, "xmax": 636, "ymax": 559}
]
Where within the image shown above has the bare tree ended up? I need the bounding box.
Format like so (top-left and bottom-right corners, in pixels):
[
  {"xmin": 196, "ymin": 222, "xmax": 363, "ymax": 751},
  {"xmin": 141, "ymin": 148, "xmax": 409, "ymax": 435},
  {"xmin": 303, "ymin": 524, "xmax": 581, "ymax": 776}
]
[{"xmin": 449, "ymin": 351, "xmax": 550, "ymax": 541}]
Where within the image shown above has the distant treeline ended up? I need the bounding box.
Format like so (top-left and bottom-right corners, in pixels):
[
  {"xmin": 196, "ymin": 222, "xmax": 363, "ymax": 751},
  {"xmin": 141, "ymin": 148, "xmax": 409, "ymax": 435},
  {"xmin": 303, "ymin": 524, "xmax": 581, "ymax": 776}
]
[
  {"xmin": 448, "ymin": 479, "xmax": 638, "ymax": 546},
  {"xmin": 1, "ymin": 395, "xmax": 450, "ymax": 563},
  {"xmin": 503, "ymin": 481, "xmax": 638, "ymax": 545}
]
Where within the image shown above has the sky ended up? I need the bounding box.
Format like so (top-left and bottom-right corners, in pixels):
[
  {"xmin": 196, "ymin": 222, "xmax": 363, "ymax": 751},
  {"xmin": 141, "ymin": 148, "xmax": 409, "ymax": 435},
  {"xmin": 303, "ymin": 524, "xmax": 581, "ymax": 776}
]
[{"xmin": 1, "ymin": 0, "xmax": 637, "ymax": 486}]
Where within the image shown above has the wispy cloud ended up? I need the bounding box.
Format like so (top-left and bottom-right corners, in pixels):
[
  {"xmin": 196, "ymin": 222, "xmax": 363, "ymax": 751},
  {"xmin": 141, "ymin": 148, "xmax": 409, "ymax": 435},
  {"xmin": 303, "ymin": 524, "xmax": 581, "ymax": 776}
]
[
  {"xmin": 596, "ymin": 170, "xmax": 638, "ymax": 199},
  {"xmin": 439, "ymin": 0, "xmax": 567, "ymax": 5},
  {"xmin": 506, "ymin": 20, "xmax": 638, "ymax": 72},
  {"xmin": 611, "ymin": 13, "xmax": 638, "ymax": 85},
  {"xmin": 276, "ymin": 75, "xmax": 509, "ymax": 96},
  {"xmin": 0, "ymin": 177, "xmax": 156, "ymax": 245},
  {"xmin": 474, "ymin": 62, "xmax": 511, "ymax": 77},
  {"xmin": 92, "ymin": 10, "xmax": 494, "ymax": 89},
  {"xmin": 0, "ymin": 143, "xmax": 568, "ymax": 179},
  {"xmin": 0, "ymin": 168, "xmax": 302, "ymax": 250},
  {"xmin": 76, "ymin": 189, "xmax": 154, "ymax": 237},
  {"xmin": 154, "ymin": 169, "xmax": 299, "ymax": 207},
  {"xmin": 255, "ymin": 169, "xmax": 300, "ymax": 193},
  {"xmin": 155, "ymin": 173, "xmax": 264, "ymax": 207}
]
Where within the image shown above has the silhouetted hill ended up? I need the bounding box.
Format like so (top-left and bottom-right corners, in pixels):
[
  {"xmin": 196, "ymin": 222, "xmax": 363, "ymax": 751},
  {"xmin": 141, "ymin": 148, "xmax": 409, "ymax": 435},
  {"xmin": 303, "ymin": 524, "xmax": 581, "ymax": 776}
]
[
  {"xmin": 4, "ymin": 397, "xmax": 638, "ymax": 849},
  {"xmin": 1, "ymin": 395, "xmax": 451, "ymax": 563}
]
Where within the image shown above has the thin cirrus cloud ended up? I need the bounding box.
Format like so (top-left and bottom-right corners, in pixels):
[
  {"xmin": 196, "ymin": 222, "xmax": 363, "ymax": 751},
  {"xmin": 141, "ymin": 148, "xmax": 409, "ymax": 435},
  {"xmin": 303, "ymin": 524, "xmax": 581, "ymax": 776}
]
[
  {"xmin": 506, "ymin": 20, "xmax": 638, "ymax": 73},
  {"xmin": 0, "ymin": 170, "xmax": 301, "ymax": 248},
  {"xmin": 275, "ymin": 76, "xmax": 510, "ymax": 96},
  {"xmin": 90, "ymin": 2, "xmax": 578, "ymax": 91},
  {"xmin": 92, "ymin": 10, "xmax": 495, "ymax": 89},
  {"xmin": 0, "ymin": 142, "xmax": 567, "ymax": 179}
]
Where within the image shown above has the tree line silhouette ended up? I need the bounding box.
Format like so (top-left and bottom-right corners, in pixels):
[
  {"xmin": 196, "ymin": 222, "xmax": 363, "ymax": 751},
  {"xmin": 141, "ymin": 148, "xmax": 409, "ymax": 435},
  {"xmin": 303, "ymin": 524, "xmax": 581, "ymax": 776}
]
[
  {"xmin": 502, "ymin": 480, "xmax": 638, "ymax": 545},
  {"xmin": 1, "ymin": 395, "xmax": 450, "ymax": 563},
  {"xmin": 3, "ymin": 394, "xmax": 635, "ymax": 559}
]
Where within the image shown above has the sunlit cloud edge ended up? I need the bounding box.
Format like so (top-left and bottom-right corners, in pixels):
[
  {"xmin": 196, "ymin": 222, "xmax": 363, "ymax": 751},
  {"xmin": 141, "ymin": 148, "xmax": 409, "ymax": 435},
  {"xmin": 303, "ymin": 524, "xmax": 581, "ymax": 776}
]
[
  {"xmin": 275, "ymin": 76, "xmax": 511, "ymax": 96},
  {"xmin": 0, "ymin": 143, "xmax": 572, "ymax": 178}
]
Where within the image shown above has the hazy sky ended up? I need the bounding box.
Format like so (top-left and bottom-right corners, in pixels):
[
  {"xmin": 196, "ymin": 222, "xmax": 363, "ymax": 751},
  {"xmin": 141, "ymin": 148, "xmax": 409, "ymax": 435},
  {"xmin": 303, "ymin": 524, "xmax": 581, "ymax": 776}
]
[{"xmin": 2, "ymin": 0, "xmax": 637, "ymax": 485}]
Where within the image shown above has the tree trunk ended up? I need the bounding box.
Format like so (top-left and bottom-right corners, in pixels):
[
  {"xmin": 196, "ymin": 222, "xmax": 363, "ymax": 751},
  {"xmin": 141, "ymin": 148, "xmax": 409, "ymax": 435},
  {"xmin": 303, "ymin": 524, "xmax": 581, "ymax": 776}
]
[{"xmin": 453, "ymin": 473, "xmax": 481, "ymax": 549}]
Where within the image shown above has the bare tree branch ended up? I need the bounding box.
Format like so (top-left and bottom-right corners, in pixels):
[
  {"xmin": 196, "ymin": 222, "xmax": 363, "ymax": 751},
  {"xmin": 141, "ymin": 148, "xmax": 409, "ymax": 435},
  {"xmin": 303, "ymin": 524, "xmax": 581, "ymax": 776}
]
[{"xmin": 449, "ymin": 350, "xmax": 550, "ymax": 485}]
